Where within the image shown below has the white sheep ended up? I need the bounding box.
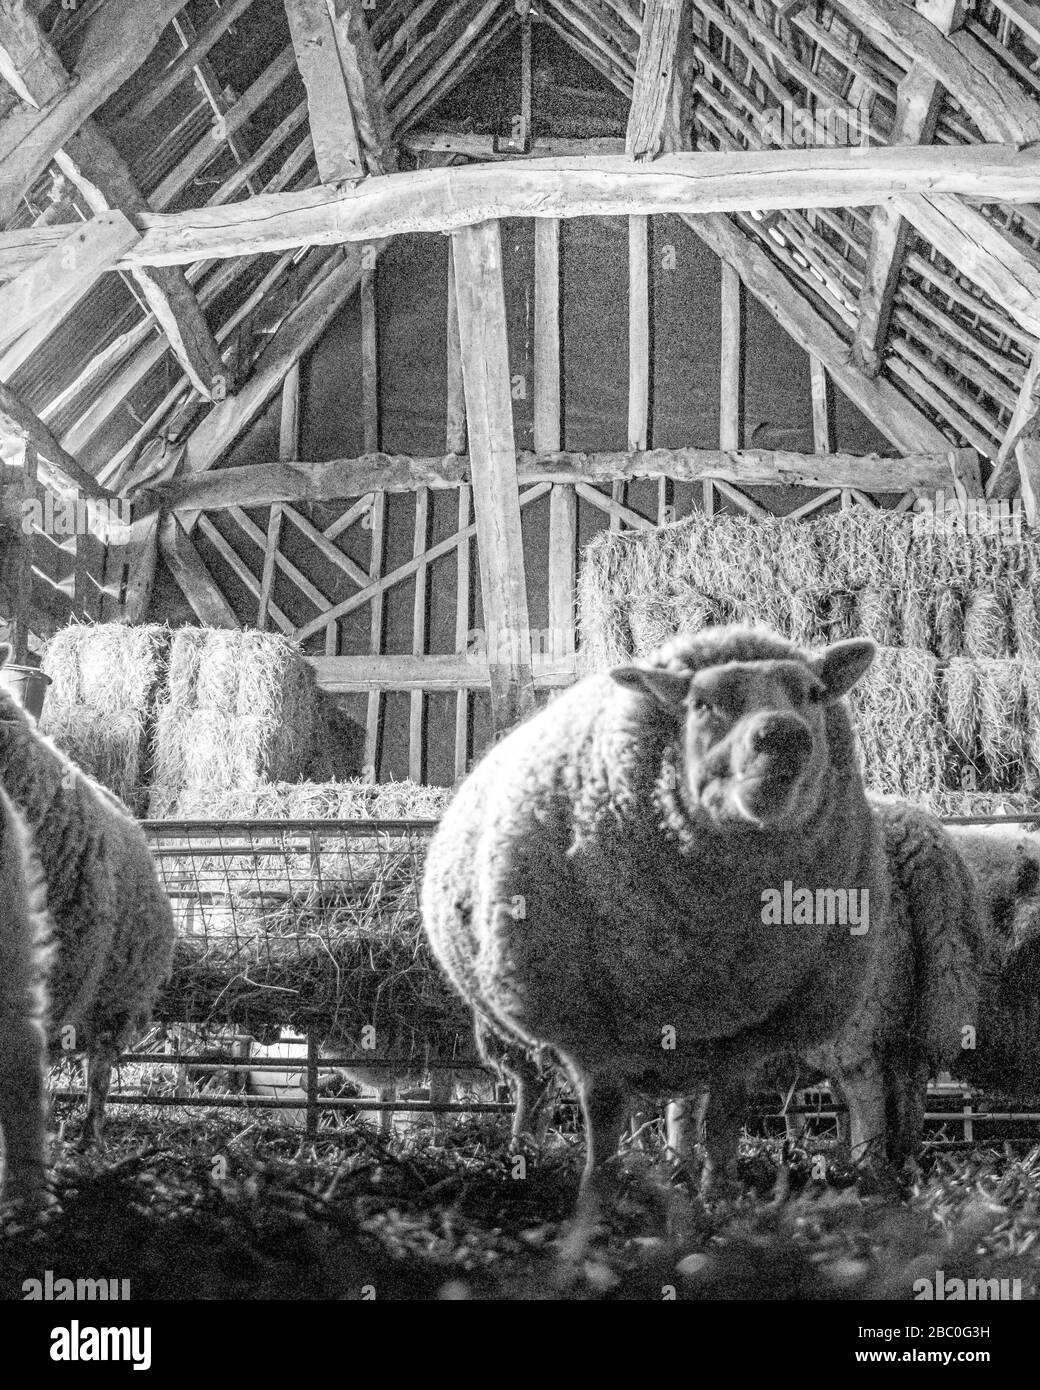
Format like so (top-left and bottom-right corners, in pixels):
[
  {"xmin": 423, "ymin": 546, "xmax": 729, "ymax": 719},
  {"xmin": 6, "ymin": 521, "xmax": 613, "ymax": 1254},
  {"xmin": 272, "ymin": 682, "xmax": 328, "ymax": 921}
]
[
  {"xmin": 0, "ymin": 644, "xmax": 175, "ymax": 1139},
  {"xmin": 0, "ymin": 787, "xmax": 50, "ymax": 1205},
  {"xmin": 423, "ymin": 626, "xmax": 954, "ymax": 1224}
]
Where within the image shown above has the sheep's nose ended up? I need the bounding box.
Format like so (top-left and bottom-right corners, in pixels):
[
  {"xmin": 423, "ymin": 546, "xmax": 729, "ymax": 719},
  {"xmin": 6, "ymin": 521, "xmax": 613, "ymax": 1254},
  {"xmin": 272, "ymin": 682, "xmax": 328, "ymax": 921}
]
[{"xmin": 748, "ymin": 715, "xmax": 812, "ymax": 761}]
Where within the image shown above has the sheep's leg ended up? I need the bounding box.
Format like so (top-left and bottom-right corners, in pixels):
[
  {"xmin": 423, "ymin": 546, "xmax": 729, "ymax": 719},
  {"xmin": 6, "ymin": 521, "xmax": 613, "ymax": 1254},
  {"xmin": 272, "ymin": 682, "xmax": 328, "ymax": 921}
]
[
  {"xmin": 887, "ymin": 1055, "xmax": 929, "ymax": 1168},
  {"xmin": 0, "ymin": 1018, "xmax": 48, "ymax": 1206},
  {"xmin": 836, "ymin": 1062, "xmax": 887, "ymax": 1169},
  {"xmin": 664, "ymin": 1091, "xmax": 707, "ymax": 1165},
  {"xmin": 83, "ymin": 1038, "xmax": 120, "ymax": 1146},
  {"xmin": 700, "ymin": 1077, "xmax": 748, "ymax": 1197},
  {"xmin": 564, "ymin": 1067, "xmax": 631, "ymax": 1252},
  {"xmin": 511, "ymin": 1054, "xmax": 556, "ymax": 1148}
]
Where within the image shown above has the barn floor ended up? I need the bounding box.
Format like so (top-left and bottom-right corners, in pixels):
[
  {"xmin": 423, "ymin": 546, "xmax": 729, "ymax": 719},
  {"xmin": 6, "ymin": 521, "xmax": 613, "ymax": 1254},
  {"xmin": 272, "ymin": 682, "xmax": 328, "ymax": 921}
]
[{"xmin": 3, "ymin": 1104, "xmax": 1040, "ymax": 1301}]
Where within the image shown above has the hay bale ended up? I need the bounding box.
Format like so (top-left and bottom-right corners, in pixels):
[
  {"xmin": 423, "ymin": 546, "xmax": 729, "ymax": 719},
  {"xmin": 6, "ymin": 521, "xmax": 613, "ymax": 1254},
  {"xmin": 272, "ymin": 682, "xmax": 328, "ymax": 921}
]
[
  {"xmin": 856, "ymin": 588, "xmax": 901, "ymax": 645},
  {"xmin": 964, "ymin": 590, "xmax": 1012, "ymax": 659},
  {"xmin": 149, "ymin": 628, "xmax": 324, "ymax": 817},
  {"xmin": 40, "ymin": 623, "xmax": 169, "ymax": 811},
  {"xmin": 1012, "ymin": 576, "xmax": 1040, "ymax": 660},
  {"xmin": 577, "ymin": 507, "xmax": 1040, "ymax": 670},
  {"xmin": 847, "ymin": 647, "xmax": 944, "ymax": 801},
  {"xmin": 172, "ymin": 779, "xmax": 452, "ymax": 821},
  {"xmin": 933, "ymin": 586, "xmax": 964, "ymax": 659},
  {"xmin": 976, "ymin": 659, "xmax": 1027, "ymax": 789}
]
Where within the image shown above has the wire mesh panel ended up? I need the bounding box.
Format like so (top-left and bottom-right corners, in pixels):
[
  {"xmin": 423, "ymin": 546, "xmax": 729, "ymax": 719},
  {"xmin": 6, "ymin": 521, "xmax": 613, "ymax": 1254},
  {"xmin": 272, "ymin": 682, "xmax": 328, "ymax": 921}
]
[{"xmin": 145, "ymin": 819, "xmax": 477, "ymax": 1067}]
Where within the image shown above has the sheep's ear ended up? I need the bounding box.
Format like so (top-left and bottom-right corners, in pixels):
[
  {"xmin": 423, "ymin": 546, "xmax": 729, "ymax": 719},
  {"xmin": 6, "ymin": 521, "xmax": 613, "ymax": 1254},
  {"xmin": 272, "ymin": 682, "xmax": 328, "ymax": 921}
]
[
  {"xmin": 811, "ymin": 638, "xmax": 875, "ymax": 701},
  {"xmin": 610, "ymin": 664, "xmax": 691, "ymax": 710}
]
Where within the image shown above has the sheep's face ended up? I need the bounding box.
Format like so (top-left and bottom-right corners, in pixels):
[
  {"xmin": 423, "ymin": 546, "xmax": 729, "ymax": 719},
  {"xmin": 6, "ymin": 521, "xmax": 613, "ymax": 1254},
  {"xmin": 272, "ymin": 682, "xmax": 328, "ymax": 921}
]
[{"xmin": 612, "ymin": 638, "xmax": 875, "ymax": 829}]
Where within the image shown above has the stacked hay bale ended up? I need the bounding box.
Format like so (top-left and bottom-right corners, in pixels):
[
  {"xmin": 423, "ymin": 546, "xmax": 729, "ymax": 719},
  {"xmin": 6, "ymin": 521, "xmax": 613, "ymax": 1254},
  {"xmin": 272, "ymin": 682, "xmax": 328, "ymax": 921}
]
[
  {"xmin": 579, "ymin": 509, "xmax": 1040, "ymax": 672},
  {"xmin": 578, "ymin": 509, "xmax": 1040, "ymax": 817},
  {"xmin": 148, "ymin": 628, "xmax": 335, "ymax": 817},
  {"xmin": 40, "ymin": 624, "xmax": 170, "ymax": 813}
]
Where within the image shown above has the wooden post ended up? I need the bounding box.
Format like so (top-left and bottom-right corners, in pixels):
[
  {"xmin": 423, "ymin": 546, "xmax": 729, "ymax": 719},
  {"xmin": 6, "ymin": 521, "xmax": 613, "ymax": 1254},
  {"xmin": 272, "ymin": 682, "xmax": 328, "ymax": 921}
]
[
  {"xmin": 536, "ymin": 217, "xmax": 573, "ymax": 670},
  {"xmin": 10, "ymin": 443, "xmax": 35, "ymax": 664},
  {"xmin": 720, "ymin": 261, "xmax": 741, "ymax": 452},
  {"xmin": 362, "ymin": 256, "xmax": 382, "ymax": 778},
  {"xmin": 305, "ymin": 1030, "xmax": 319, "ymax": 1138},
  {"xmin": 454, "ymin": 483, "xmax": 471, "ymax": 781},
  {"xmin": 451, "ymin": 220, "xmax": 535, "ymax": 733},
  {"xmin": 363, "ymin": 493, "xmax": 385, "ymax": 781},
  {"xmin": 447, "ymin": 249, "xmax": 470, "ymax": 779},
  {"xmin": 409, "ymin": 487, "xmax": 429, "ymax": 781},
  {"xmin": 716, "ymin": 259, "xmax": 741, "ymax": 516},
  {"xmin": 624, "ymin": 213, "xmax": 650, "ymax": 529},
  {"xmin": 259, "ymin": 365, "xmax": 299, "ymax": 630}
]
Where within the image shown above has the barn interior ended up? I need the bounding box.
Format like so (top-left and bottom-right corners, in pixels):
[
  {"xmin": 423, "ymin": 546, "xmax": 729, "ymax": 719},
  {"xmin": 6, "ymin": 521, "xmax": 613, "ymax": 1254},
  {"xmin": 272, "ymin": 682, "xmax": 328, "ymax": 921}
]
[{"xmin": 3, "ymin": 0, "xmax": 1040, "ymax": 1304}]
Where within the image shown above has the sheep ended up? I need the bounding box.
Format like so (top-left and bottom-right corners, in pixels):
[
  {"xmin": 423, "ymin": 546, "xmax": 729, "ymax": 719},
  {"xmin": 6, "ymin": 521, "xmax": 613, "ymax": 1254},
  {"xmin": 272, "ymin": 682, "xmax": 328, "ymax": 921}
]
[
  {"xmin": 422, "ymin": 625, "xmax": 937, "ymax": 1224},
  {"xmin": 0, "ymin": 643, "xmax": 175, "ymax": 1140},
  {"xmin": 0, "ymin": 787, "xmax": 50, "ymax": 1206},
  {"xmin": 946, "ymin": 822, "xmax": 1040, "ymax": 1096},
  {"xmin": 669, "ymin": 798, "xmax": 983, "ymax": 1179}
]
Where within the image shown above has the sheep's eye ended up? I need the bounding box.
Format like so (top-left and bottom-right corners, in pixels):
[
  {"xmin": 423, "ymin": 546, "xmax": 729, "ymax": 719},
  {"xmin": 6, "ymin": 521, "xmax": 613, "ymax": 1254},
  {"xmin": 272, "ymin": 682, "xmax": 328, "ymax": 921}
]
[{"xmin": 689, "ymin": 694, "xmax": 723, "ymax": 718}]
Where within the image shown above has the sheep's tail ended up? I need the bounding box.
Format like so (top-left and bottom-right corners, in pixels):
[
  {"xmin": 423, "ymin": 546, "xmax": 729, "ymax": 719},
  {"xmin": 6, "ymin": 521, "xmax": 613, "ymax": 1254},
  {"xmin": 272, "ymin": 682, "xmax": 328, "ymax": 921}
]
[
  {"xmin": 0, "ymin": 788, "xmax": 52, "ymax": 1202},
  {"xmin": 881, "ymin": 800, "xmax": 984, "ymax": 1067}
]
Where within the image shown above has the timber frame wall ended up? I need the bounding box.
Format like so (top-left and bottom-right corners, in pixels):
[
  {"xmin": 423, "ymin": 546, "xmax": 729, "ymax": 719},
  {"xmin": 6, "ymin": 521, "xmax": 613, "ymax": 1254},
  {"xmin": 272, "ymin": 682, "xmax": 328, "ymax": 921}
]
[{"xmin": 1, "ymin": 1, "xmax": 1039, "ymax": 778}]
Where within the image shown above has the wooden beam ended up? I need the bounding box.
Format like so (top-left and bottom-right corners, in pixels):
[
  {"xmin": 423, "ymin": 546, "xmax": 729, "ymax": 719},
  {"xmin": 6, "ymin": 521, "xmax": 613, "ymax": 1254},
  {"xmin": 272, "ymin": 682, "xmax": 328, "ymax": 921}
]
[
  {"xmin": 446, "ymin": 246, "xmax": 467, "ymax": 455},
  {"xmin": 292, "ymin": 483, "xmax": 551, "ymax": 645},
  {"xmin": 893, "ymin": 194, "xmax": 1040, "ymax": 341},
  {"xmin": 685, "ymin": 212, "xmax": 954, "ymax": 455},
  {"xmin": 831, "ymin": 0, "xmax": 1040, "ymax": 141},
  {"xmin": 850, "ymin": 64, "xmax": 944, "ymax": 377},
  {"xmin": 402, "ymin": 131, "xmax": 627, "ymax": 158},
  {"xmin": 310, "ymin": 654, "xmax": 575, "ymax": 693},
  {"xmin": 628, "ymin": 215, "xmax": 650, "ymax": 451},
  {"xmin": 451, "ymin": 222, "xmax": 534, "ymax": 732},
  {"xmin": 0, "ymin": 0, "xmax": 190, "ymax": 226},
  {"xmin": 154, "ymin": 446, "xmax": 983, "ymax": 510},
  {"xmin": 182, "ymin": 245, "xmax": 383, "ymax": 479},
  {"xmin": 6, "ymin": 146, "xmax": 1040, "ymax": 274},
  {"xmin": 118, "ymin": 506, "xmax": 161, "ymax": 624},
  {"xmin": 626, "ymin": 0, "xmax": 694, "ymax": 159},
  {"xmin": 0, "ymin": 381, "xmax": 108, "ymax": 499},
  {"xmin": 0, "ymin": 213, "xmax": 139, "ymax": 357},
  {"xmin": 987, "ymin": 344, "xmax": 1040, "ymax": 499},
  {"xmin": 330, "ymin": 0, "xmax": 397, "ymax": 174},
  {"xmin": 719, "ymin": 262, "xmax": 741, "ymax": 450},
  {"xmin": 158, "ymin": 513, "xmax": 239, "ymax": 628},
  {"xmin": 535, "ymin": 217, "xmax": 573, "ymax": 670},
  {"xmin": 0, "ymin": 3, "xmax": 225, "ymax": 400},
  {"xmin": 57, "ymin": 127, "xmax": 227, "ymax": 402},
  {"xmin": 810, "ymin": 358, "xmax": 833, "ymax": 456},
  {"xmin": 284, "ymin": 0, "xmax": 364, "ymax": 181}
]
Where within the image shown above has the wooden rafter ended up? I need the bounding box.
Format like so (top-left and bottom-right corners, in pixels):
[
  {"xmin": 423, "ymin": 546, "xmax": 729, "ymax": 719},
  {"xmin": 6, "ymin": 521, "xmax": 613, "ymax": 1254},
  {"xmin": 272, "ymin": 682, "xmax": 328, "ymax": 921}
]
[
  {"xmin": 0, "ymin": 3, "xmax": 227, "ymax": 401},
  {"xmin": 627, "ymin": 0, "xmax": 694, "ymax": 158},
  {"xmin": 685, "ymin": 212, "xmax": 955, "ymax": 455},
  {"xmin": 284, "ymin": 0, "xmax": 365, "ymax": 181},
  {"xmin": 850, "ymin": 64, "xmax": 944, "ymax": 376},
  {"xmin": 831, "ymin": 0, "xmax": 1040, "ymax": 141},
  {"xmin": 0, "ymin": 0, "xmax": 190, "ymax": 226}
]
